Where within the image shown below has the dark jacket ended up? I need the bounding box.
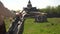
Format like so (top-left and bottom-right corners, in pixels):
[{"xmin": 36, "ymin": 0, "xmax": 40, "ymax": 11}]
[{"xmin": 0, "ymin": 21, "xmax": 6, "ymax": 34}]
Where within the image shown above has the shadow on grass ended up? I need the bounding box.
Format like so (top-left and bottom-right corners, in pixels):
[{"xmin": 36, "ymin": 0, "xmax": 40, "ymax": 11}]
[{"xmin": 34, "ymin": 21, "xmax": 48, "ymax": 23}]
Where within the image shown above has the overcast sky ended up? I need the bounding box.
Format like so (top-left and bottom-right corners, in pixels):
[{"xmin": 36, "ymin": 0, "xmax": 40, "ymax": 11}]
[{"xmin": 0, "ymin": 0, "xmax": 60, "ymax": 10}]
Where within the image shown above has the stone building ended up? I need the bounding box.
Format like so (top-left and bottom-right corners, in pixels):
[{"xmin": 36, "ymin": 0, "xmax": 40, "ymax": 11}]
[
  {"xmin": 23, "ymin": 0, "xmax": 47, "ymax": 22},
  {"xmin": 23, "ymin": 0, "xmax": 40, "ymax": 17}
]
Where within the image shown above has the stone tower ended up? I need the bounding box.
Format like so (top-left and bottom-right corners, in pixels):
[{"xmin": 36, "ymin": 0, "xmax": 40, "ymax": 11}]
[{"xmin": 27, "ymin": 0, "xmax": 32, "ymax": 9}]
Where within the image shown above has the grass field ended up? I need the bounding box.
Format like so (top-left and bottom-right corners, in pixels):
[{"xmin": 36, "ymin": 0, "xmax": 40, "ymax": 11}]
[
  {"xmin": 23, "ymin": 18, "xmax": 60, "ymax": 34},
  {"xmin": 4, "ymin": 19, "xmax": 11, "ymax": 32}
]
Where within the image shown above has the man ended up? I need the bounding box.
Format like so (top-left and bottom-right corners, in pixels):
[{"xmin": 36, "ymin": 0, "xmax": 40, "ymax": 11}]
[
  {"xmin": 0, "ymin": 1, "xmax": 15, "ymax": 34},
  {"xmin": 16, "ymin": 12, "xmax": 22, "ymax": 22},
  {"xmin": 0, "ymin": 15, "xmax": 6, "ymax": 34}
]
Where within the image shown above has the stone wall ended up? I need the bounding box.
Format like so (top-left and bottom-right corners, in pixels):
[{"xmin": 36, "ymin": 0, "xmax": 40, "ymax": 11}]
[{"xmin": 35, "ymin": 13, "xmax": 47, "ymax": 22}]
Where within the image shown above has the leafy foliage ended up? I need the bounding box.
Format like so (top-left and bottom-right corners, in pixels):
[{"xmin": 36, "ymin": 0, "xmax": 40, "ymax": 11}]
[{"xmin": 39, "ymin": 5, "xmax": 60, "ymax": 17}]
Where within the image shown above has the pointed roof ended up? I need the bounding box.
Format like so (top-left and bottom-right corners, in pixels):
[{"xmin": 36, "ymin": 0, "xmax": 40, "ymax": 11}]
[{"xmin": 28, "ymin": 0, "xmax": 31, "ymax": 3}]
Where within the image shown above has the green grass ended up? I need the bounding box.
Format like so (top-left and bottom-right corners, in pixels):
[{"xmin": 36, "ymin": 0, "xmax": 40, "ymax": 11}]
[
  {"xmin": 4, "ymin": 19, "xmax": 11, "ymax": 32},
  {"xmin": 23, "ymin": 18, "xmax": 60, "ymax": 34},
  {"xmin": 4, "ymin": 18, "xmax": 60, "ymax": 34}
]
